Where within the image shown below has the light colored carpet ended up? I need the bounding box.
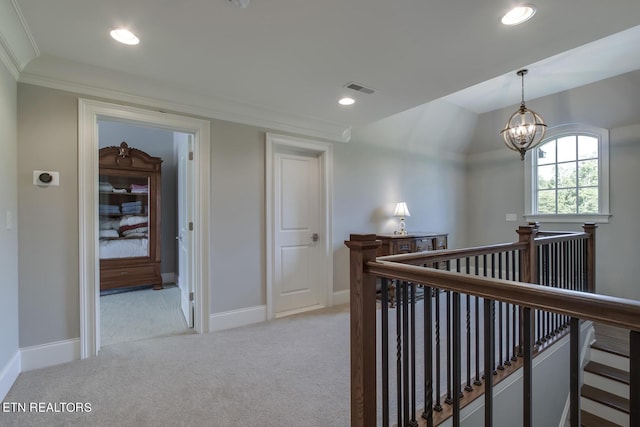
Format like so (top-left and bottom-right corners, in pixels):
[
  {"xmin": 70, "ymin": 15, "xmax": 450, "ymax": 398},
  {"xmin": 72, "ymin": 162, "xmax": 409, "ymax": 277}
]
[
  {"xmin": 100, "ymin": 284, "xmax": 191, "ymax": 347},
  {"xmin": 2, "ymin": 305, "xmax": 352, "ymax": 427}
]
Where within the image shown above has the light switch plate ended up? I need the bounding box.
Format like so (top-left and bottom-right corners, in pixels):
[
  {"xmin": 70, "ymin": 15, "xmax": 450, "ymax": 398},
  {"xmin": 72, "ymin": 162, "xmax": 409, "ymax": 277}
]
[
  {"xmin": 506, "ymin": 213, "xmax": 518, "ymax": 222},
  {"xmin": 33, "ymin": 170, "xmax": 60, "ymax": 186}
]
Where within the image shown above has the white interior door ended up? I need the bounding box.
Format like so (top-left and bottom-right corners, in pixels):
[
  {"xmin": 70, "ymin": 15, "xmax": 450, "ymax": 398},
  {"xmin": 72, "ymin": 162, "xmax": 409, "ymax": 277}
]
[
  {"xmin": 274, "ymin": 151, "xmax": 324, "ymax": 316},
  {"xmin": 177, "ymin": 133, "xmax": 194, "ymax": 327}
]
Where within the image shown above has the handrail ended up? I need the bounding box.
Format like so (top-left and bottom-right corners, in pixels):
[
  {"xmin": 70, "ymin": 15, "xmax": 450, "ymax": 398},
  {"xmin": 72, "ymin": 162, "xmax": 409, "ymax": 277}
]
[
  {"xmin": 377, "ymin": 241, "xmax": 527, "ymax": 265},
  {"xmin": 345, "ymin": 223, "xmax": 610, "ymax": 427},
  {"xmin": 534, "ymin": 232, "xmax": 588, "ymax": 245},
  {"xmin": 367, "ymin": 259, "xmax": 640, "ymax": 331}
]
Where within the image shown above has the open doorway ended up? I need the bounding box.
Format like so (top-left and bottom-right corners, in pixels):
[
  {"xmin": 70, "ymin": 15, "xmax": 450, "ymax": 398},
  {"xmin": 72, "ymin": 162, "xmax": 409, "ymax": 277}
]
[
  {"xmin": 78, "ymin": 99, "xmax": 210, "ymax": 358},
  {"xmin": 97, "ymin": 120, "xmax": 193, "ymax": 346}
]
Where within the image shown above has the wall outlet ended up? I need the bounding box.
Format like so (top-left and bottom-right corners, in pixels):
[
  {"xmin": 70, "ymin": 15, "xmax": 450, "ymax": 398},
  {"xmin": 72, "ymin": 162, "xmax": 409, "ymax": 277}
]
[
  {"xmin": 33, "ymin": 170, "xmax": 60, "ymax": 186},
  {"xmin": 506, "ymin": 213, "xmax": 518, "ymax": 222}
]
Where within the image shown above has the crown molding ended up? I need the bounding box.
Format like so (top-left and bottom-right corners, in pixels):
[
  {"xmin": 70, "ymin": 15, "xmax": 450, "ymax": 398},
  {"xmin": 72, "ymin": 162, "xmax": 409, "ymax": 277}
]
[
  {"xmin": 0, "ymin": 0, "xmax": 39, "ymax": 80},
  {"xmin": 19, "ymin": 68, "xmax": 352, "ymax": 143}
]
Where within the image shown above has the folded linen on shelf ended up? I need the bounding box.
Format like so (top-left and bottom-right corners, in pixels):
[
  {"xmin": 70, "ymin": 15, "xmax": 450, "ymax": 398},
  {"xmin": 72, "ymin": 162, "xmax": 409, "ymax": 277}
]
[
  {"xmin": 121, "ymin": 226, "xmax": 148, "ymax": 237},
  {"xmin": 121, "ymin": 200, "xmax": 143, "ymax": 214},
  {"xmin": 119, "ymin": 215, "xmax": 148, "ymax": 227},
  {"xmin": 100, "ymin": 238, "xmax": 148, "ymax": 259},
  {"xmin": 99, "ymin": 182, "xmax": 113, "ymax": 192},
  {"xmin": 99, "ymin": 204, "xmax": 120, "ymax": 214},
  {"xmin": 119, "ymin": 222, "xmax": 148, "ymax": 233},
  {"xmin": 130, "ymin": 184, "xmax": 148, "ymax": 194},
  {"xmin": 99, "ymin": 229, "xmax": 120, "ymax": 238},
  {"xmin": 99, "ymin": 218, "xmax": 121, "ymax": 230}
]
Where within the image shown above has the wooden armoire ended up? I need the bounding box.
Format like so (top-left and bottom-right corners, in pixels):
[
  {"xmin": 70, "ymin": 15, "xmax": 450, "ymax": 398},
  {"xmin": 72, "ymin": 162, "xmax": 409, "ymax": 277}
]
[{"xmin": 98, "ymin": 141, "xmax": 163, "ymax": 291}]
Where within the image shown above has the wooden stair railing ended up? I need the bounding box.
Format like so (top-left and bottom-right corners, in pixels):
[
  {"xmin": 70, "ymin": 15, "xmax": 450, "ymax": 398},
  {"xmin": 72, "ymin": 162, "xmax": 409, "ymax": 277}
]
[{"xmin": 346, "ymin": 223, "xmax": 640, "ymax": 427}]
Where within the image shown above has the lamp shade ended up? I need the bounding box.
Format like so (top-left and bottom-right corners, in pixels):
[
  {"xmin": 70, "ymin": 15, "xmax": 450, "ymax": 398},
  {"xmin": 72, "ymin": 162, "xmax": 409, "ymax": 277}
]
[{"xmin": 394, "ymin": 202, "xmax": 411, "ymax": 217}]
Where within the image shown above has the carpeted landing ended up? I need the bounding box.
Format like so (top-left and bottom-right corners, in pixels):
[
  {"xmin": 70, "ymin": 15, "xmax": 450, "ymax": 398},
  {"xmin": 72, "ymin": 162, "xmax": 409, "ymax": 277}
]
[{"xmin": 2, "ymin": 305, "xmax": 351, "ymax": 427}]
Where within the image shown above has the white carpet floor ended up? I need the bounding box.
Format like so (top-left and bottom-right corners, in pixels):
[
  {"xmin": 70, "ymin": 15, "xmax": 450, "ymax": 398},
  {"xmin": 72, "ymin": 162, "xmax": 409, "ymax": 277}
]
[{"xmin": 3, "ymin": 305, "xmax": 352, "ymax": 427}]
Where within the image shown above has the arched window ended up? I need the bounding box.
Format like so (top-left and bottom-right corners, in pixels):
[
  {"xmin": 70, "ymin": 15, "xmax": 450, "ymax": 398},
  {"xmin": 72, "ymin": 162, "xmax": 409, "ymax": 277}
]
[{"xmin": 524, "ymin": 124, "xmax": 610, "ymax": 223}]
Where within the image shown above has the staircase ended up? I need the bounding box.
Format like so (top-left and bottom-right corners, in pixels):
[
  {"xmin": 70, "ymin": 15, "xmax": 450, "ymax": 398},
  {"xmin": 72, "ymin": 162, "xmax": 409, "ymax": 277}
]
[{"xmin": 580, "ymin": 324, "xmax": 630, "ymax": 427}]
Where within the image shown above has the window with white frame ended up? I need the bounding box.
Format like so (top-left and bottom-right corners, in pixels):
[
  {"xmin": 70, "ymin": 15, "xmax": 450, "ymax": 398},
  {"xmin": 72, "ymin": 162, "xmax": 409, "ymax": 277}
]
[{"xmin": 524, "ymin": 124, "xmax": 610, "ymax": 223}]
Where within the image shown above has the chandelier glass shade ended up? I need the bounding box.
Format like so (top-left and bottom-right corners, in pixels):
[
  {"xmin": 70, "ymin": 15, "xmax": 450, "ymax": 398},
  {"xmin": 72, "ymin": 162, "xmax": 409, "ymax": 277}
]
[{"xmin": 500, "ymin": 69, "xmax": 547, "ymax": 160}]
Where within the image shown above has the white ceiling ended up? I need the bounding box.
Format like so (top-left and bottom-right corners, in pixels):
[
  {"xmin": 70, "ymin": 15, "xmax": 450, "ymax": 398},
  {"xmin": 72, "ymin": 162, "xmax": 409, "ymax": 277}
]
[{"xmin": 8, "ymin": 0, "xmax": 640, "ymax": 140}]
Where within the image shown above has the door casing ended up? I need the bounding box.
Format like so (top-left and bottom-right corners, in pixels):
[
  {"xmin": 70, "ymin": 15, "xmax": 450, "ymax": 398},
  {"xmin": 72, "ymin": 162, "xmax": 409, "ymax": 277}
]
[
  {"xmin": 265, "ymin": 133, "xmax": 333, "ymax": 320},
  {"xmin": 78, "ymin": 99, "xmax": 210, "ymax": 358}
]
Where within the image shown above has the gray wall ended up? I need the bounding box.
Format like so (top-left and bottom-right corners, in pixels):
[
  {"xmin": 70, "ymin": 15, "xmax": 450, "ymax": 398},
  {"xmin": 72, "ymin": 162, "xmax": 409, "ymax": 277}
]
[
  {"xmin": 0, "ymin": 62, "xmax": 19, "ymax": 375},
  {"xmin": 15, "ymin": 83, "xmax": 469, "ymax": 346},
  {"xmin": 14, "ymin": 69, "xmax": 640, "ymax": 348},
  {"xmin": 467, "ymin": 70, "xmax": 640, "ymax": 301},
  {"xmin": 98, "ymin": 120, "xmax": 178, "ymax": 277},
  {"xmin": 18, "ymin": 84, "xmax": 79, "ymax": 347},
  {"xmin": 332, "ymin": 140, "xmax": 467, "ymax": 292}
]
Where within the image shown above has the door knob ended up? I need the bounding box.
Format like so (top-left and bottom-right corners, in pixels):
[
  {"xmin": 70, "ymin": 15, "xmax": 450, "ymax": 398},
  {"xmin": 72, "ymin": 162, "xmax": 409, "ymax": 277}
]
[{"xmin": 311, "ymin": 233, "xmax": 319, "ymax": 242}]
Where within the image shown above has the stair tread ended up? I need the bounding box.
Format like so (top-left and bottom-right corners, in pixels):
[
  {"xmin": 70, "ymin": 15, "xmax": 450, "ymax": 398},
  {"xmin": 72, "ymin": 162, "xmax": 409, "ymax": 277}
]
[
  {"xmin": 584, "ymin": 361, "xmax": 630, "ymax": 384},
  {"xmin": 581, "ymin": 384, "xmax": 629, "ymax": 413},
  {"xmin": 580, "ymin": 410, "xmax": 622, "ymax": 427},
  {"xmin": 593, "ymin": 323, "xmax": 630, "ymax": 358},
  {"xmin": 592, "ymin": 341, "xmax": 630, "ymax": 358}
]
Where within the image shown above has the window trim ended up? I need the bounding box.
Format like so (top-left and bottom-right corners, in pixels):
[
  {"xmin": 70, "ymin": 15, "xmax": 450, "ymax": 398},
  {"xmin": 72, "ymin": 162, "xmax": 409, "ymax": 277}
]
[{"xmin": 524, "ymin": 123, "xmax": 611, "ymax": 223}]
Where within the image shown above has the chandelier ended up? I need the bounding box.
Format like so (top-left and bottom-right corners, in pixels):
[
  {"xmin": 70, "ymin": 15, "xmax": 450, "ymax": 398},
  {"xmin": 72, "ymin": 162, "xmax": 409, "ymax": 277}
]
[{"xmin": 500, "ymin": 69, "xmax": 546, "ymax": 160}]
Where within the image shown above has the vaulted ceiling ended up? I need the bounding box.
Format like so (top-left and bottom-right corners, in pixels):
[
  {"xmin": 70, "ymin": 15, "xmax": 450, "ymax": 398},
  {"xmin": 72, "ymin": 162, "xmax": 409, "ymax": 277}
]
[{"xmin": 3, "ymin": 0, "xmax": 640, "ymax": 141}]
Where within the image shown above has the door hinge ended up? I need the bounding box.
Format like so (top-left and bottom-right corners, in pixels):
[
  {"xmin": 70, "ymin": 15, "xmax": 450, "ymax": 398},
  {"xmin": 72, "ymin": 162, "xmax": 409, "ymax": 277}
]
[
  {"xmin": 189, "ymin": 151, "xmax": 194, "ymax": 160},
  {"xmin": 189, "ymin": 292, "xmax": 194, "ymax": 302},
  {"xmin": 189, "ymin": 222, "xmax": 194, "ymax": 231}
]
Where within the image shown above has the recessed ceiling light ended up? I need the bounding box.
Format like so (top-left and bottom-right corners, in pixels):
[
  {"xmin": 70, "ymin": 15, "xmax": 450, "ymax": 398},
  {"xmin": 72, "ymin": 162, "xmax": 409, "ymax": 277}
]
[
  {"xmin": 501, "ymin": 5, "xmax": 537, "ymax": 26},
  {"xmin": 110, "ymin": 29, "xmax": 140, "ymax": 45},
  {"xmin": 338, "ymin": 97, "xmax": 355, "ymax": 106}
]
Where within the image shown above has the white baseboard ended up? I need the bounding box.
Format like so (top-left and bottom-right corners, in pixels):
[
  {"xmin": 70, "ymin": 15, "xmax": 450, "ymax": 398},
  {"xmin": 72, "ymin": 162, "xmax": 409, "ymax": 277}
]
[
  {"xmin": 0, "ymin": 351, "xmax": 21, "ymax": 401},
  {"xmin": 210, "ymin": 305, "xmax": 267, "ymax": 332},
  {"xmin": 332, "ymin": 289, "xmax": 349, "ymax": 306},
  {"xmin": 162, "ymin": 272, "xmax": 176, "ymax": 284},
  {"xmin": 20, "ymin": 339, "xmax": 80, "ymax": 372}
]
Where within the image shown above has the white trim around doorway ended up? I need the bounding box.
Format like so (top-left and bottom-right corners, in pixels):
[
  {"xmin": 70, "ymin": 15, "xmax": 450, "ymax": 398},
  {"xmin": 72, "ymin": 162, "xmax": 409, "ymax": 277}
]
[
  {"xmin": 78, "ymin": 99, "xmax": 211, "ymax": 359},
  {"xmin": 265, "ymin": 133, "xmax": 333, "ymax": 320}
]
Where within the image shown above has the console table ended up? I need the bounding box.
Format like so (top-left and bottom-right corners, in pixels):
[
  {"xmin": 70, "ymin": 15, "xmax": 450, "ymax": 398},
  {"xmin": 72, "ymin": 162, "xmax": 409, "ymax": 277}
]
[
  {"xmin": 375, "ymin": 232, "xmax": 448, "ymax": 307},
  {"xmin": 376, "ymin": 232, "xmax": 448, "ymax": 256}
]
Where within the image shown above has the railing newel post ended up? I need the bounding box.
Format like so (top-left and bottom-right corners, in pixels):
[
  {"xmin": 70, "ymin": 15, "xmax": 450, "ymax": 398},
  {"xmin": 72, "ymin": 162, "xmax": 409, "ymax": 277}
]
[
  {"xmin": 631, "ymin": 330, "xmax": 640, "ymax": 427},
  {"xmin": 517, "ymin": 225, "xmax": 538, "ymax": 356},
  {"xmin": 582, "ymin": 222, "xmax": 597, "ymax": 293},
  {"xmin": 345, "ymin": 234, "xmax": 381, "ymax": 427}
]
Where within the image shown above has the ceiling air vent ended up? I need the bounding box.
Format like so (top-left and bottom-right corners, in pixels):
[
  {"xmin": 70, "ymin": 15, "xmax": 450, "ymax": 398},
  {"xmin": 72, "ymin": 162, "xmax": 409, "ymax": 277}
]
[{"xmin": 345, "ymin": 82, "xmax": 375, "ymax": 95}]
